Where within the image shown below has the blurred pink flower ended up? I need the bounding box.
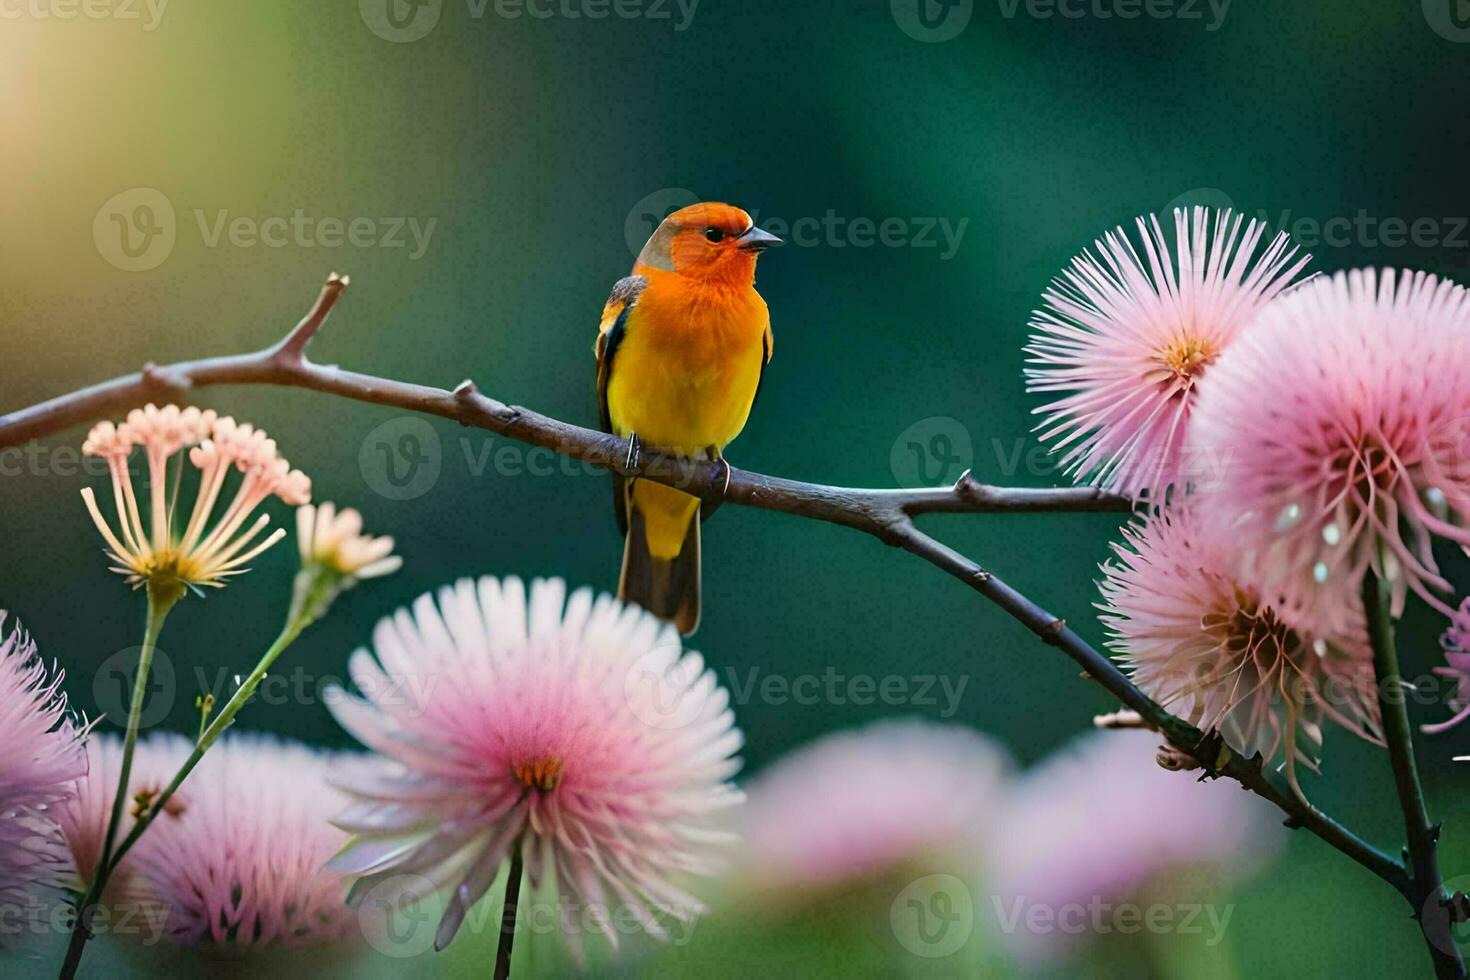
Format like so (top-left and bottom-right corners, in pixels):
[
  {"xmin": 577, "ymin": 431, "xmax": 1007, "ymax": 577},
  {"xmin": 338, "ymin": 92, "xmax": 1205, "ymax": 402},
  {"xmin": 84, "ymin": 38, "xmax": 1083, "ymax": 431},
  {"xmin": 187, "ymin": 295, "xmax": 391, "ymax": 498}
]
[
  {"xmin": 1099, "ymin": 507, "xmax": 1381, "ymax": 791},
  {"xmin": 986, "ymin": 729, "xmax": 1285, "ymax": 963},
  {"xmin": 56, "ymin": 733, "xmax": 190, "ymax": 912},
  {"xmin": 1426, "ymin": 596, "xmax": 1470, "ymax": 734},
  {"xmin": 1026, "ymin": 207, "xmax": 1309, "ymax": 498},
  {"xmin": 128, "ymin": 734, "xmax": 363, "ymax": 948},
  {"xmin": 739, "ymin": 720, "xmax": 1010, "ymax": 891},
  {"xmin": 325, "ymin": 577, "xmax": 744, "ymax": 956},
  {"xmin": 1190, "ymin": 268, "xmax": 1470, "ymax": 633},
  {"xmin": 0, "ymin": 613, "xmax": 87, "ymax": 928}
]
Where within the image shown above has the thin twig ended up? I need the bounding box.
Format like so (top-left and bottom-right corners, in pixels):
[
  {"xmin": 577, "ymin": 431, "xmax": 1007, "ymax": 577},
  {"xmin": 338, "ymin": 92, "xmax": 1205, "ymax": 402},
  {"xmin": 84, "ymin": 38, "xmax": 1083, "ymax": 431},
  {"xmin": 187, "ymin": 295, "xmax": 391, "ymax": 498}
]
[
  {"xmin": 1, "ymin": 275, "xmax": 1416, "ymax": 921},
  {"xmin": 1364, "ymin": 572, "xmax": 1465, "ymax": 979}
]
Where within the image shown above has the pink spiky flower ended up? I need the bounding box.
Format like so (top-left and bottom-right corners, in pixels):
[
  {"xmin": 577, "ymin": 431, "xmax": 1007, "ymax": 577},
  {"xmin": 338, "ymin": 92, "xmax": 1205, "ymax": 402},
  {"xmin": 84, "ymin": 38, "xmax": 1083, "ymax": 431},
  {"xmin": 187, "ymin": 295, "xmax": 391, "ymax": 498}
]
[
  {"xmin": 58, "ymin": 733, "xmax": 363, "ymax": 949},
  {"xmin": 1426, "ymin": 597, "xmax": 1470, "ymax": 735},
  {"xmin": 1189, "ymin": 268, "xmax": 1470, "ymax": 633},
  {"xmin": 986, "ymin": 729, "xmax": 1285, "ymax": 963},
  {"xmin": 81, "ymin": 404, "xmax": 311, "ymax": 591},
  {"xmin": 129, "ymin": 734, "xmax": 363, "ymax": 948},
  {"xmin": 1099, "ymin": 507, "xmax": 1381, "ymax": 791},
  {"xmin": 1025, "ymin": 207, "xmax": 1309, "ymax": 498},
  {"xmin": 739, "ymin": 720, "xmax": 1009, "ymax": 893},
  {"xmin": 325, "ymin": 577, "xmax": 744, "ymax": 956},
  {"xmin": 0, "ymin": 614, "xmax": 87, "ymax": 926}
]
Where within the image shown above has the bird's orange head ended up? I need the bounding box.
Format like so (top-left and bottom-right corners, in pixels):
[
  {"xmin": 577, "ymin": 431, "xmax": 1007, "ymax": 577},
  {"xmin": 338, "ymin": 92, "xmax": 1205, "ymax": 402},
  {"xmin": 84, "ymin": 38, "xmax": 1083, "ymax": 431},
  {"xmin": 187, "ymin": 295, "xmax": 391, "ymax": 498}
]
[{"xmin": 634, "ymin": 202, "xmax": 782, "ymax": 283}]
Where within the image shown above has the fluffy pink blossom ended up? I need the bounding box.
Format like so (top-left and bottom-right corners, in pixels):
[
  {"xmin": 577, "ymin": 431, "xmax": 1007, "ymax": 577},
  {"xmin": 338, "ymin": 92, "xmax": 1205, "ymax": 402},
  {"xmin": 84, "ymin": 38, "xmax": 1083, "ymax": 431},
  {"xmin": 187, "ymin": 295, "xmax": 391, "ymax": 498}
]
[
  {"xmin": 325, "ymin": 577, "xmax": 744, "ymax": 956},
  {"xmin": 59, "ymin": 733, "xmax": 363, "ymax": 949},
  {"xmin": 1099, "ymin": 507, "xmax": 1381, "ymax": 791},
  {"xmin": 1426, "ymin": 597, "xmax": 1470, "ymax": 734},
  {"xmin": 739, "ymin": 720, "xmax": 1009, "ymax": 892},
  {"xmin": 131, "ymin": 734, "xmax": 363, "ymax": 948},
  {"xmin": 1025, "ymin": 207, "xmax": 1309, "ymax": 498},
  {"xmin": 1190, "ymin": 268, "xmax": 1470, "ymax": 633},
  {"xmin": 0, "ymin": 614, "xmax": 87, "ymax": 926},
  {"xmin": 985, "ymin": 729, "xmax": 1285, "ymax": 963}
]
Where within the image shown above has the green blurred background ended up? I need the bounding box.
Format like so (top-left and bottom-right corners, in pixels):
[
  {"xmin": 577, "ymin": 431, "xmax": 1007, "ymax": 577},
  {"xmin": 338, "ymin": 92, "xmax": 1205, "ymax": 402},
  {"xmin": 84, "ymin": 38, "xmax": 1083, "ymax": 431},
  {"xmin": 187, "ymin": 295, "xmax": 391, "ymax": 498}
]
[{"xmin": 4, "ymin": 0, "xmax": 1470, "ymax": 975}]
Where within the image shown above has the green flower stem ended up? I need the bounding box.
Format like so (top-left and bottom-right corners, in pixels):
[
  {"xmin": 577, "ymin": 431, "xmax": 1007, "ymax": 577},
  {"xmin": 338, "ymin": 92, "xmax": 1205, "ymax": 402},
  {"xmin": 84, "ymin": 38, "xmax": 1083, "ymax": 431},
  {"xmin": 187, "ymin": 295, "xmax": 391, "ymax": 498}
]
[
  {"xmin": 1363, "ymin": 571, "xmax": 1465, "ymax": 980},
  {"xmin": 104, "ymin": 567, "xmax": 343, "ymax": 874},
  {"xmin": 59, "ymin": 577, "xmax": 184, "ymax": 980}
]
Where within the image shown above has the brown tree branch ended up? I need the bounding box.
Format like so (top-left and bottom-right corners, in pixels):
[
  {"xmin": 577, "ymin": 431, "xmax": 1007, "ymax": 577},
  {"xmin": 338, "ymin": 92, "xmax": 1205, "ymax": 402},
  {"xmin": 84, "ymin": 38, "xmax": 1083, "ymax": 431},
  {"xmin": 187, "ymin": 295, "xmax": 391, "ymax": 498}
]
[{"xmin": 0, "ymin": 275, "xmax": 1411, "ymax": 903}]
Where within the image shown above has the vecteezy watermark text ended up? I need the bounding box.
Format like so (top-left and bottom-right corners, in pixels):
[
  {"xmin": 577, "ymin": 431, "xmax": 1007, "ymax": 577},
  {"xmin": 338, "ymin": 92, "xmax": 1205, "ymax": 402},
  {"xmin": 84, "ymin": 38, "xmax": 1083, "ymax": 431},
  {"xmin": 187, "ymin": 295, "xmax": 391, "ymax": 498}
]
[
  {"xmin": 0, "ymin": 0, "xmax": 168, "ymax": 30},
  {"xmin": 991, "ymin": 895, "xmax": 1234, "ymax": 945},
  {"xmin": 93, "ymin": 187, "xmax": 438, "ymax": 272},
  {"xmin": 358, "ymin": 0, "xmax": 699, "ymax": 43}
]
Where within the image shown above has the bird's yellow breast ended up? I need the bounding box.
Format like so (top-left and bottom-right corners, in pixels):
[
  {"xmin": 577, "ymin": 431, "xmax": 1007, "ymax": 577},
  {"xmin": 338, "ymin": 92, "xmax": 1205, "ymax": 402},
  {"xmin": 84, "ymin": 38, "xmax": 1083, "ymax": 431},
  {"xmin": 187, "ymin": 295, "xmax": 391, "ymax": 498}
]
[{"xmin": 606, "ymin": 274, "xmax": 769, "ymax": 455}]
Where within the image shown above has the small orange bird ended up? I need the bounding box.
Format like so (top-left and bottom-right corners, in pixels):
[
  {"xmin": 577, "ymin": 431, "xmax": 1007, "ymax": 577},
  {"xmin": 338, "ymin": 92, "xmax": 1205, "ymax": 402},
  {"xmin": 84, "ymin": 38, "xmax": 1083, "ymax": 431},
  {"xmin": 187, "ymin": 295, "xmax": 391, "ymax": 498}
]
[{"xmin": 595, "ymin": 202, "xmax": 782, "ymax": 634}]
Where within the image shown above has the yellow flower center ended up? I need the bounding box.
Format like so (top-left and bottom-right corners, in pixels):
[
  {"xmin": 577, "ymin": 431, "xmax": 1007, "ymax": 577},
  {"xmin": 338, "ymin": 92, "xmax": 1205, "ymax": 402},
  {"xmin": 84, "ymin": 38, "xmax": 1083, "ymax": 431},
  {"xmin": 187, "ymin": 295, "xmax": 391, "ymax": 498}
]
[
  {"xmin": 1155, "ymin": 334, "xmax": 1217, "ymax": 383},
  {"xmin": 512, "ymin": 756, "xmax": 563, "ymax": 792}
]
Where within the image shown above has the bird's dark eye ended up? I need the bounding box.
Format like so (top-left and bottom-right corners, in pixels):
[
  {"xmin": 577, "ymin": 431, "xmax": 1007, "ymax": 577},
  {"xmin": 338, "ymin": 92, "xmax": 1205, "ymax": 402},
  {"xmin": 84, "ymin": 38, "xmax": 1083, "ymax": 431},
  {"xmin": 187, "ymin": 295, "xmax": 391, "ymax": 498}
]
[{"xmin": 704, "ymin": 227, "xmax": 724, "ymax": 243}]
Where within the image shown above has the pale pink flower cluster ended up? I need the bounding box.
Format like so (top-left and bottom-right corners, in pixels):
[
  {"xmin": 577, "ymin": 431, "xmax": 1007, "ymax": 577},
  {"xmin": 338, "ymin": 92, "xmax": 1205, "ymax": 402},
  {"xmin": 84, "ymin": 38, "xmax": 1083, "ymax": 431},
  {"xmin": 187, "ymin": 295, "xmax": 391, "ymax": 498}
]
[
  {"xmin": 1099, "ymin": 507, "xmax": 1381, "ymax": 789},
  {"xmin": 296, "ymin": 502, "xmax": 401, "ymax": 581},
  {"xmin": 81, "ymin": 404, "xmax": 310, "ymax": 590},
  {"xmin": 58, "ymin": 732, "xmax": 364, "ymax": 950},
  {"xmin": 326, "ymin": 576, "xmax": 744, "ymax": 957},
  {"xmin": 0, "ymin": 614, "xmax": 87, "ymax": 930},
  {"xmin": 1026, "ymin": 207, "xmax": 1309, "ymax": 498}
]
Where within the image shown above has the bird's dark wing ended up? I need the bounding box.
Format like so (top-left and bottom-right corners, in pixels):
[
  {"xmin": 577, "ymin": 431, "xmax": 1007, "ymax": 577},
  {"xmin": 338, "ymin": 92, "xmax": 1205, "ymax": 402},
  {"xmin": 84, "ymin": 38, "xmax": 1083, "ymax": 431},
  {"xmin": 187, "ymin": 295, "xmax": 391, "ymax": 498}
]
[
  {"xmin": 751, "ymin": 318, "xmax": 774, "ymax": 410},
  {"xmin": 595, "ymin": 274, "xmax": 648, "ymax": 534}
]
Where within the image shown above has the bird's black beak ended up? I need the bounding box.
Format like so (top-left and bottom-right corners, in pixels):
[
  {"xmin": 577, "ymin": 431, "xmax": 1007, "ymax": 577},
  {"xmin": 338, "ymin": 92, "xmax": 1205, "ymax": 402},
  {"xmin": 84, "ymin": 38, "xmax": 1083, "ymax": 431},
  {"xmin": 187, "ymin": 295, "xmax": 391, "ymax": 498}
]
[{"xmin": 736, "ymin": 226, "xmax": 784, "ymax": 252}]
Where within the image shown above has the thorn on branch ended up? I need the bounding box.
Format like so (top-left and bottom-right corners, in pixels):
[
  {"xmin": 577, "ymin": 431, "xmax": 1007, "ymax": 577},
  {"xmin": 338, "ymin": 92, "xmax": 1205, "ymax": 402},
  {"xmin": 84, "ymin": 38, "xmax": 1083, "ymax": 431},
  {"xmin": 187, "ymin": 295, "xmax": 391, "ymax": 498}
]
[
  {"xmin": 952, "ymin": 468, "xmax": 984, "ymax": 502},
  {"xmin": 453, "ymin": 379, "xmax": 479, "ymax": 400},
  {"xmin": 1040, "ymin": 617, "xmax": 1067, "ymax": 644},
  {"xmin": 139, "ymin": 362, "xmax": 187, "ymax": 393}
]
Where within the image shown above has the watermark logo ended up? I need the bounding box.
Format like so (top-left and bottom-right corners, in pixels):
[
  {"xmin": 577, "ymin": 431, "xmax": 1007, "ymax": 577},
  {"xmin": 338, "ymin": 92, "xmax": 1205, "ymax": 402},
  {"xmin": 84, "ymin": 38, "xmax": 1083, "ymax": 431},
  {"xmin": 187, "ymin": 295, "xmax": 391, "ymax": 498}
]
[
  {"xmin": 359, "ymin": 416, "xmax": 443, "ymax": 501},
  {"xmin": 890, "ymin": 416, "xmax": 973, "ymax": 488},
  {"xmin": 624, "ymin": 187, "xmax": 699, "ymax": 258},
  {"xmin": 891, "ymin": 0, "xmax": 973, "ymax": 42},
  {"xmin": 623, "ymin": 646, "xmax": 711, "ymax": 731},
  {"xmin": 360, "ymin": 0, "xmax": 443, "ymax": 42},
  {"xmin": 891, "ymin": 875, "xmax": 974, "ymax": 957},
  {"xmin": 991, "ymin": 894, "xmax": 1235, "ymax": 945},
  {"xmin": 0, "ymin": 0, "xmax": 169, "ymax": 30},
  {"xmin": 357, "ymin": 874, "xmax": 439, "ymax": 957},
  {"xmin": 623, "ymin": 191, "xmax": 968, "ymax": 260},
  {"xmin": 94, "ymin": 188, "xmax": 438, "ymax": 271},
  {"xmin": 1423, "ymin": 0, "xmax": 1470, "ymax": 42},
  {"xmin": 1163, "ymin": 186, "xmax": 1235, "ymax": 216},
  {"xmin": 93, "ymin": 188, "xmax": 176, "ymax": 272},
  {"xmin": 93, "ymin": 646, "xmax": 176, "ymax": 730},
  {"xmin": 996, "ymin": 0, "xmax": 1230, "ymax": 30}
]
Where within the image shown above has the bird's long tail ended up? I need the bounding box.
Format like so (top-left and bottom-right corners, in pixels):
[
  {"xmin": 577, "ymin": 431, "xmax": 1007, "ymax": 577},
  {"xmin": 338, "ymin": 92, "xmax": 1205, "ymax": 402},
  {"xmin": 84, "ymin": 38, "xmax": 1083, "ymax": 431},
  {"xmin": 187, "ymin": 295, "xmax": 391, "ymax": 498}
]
[{"xmin": 619, "ymin": 480, "xmax": 701, "ymax": 635}]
